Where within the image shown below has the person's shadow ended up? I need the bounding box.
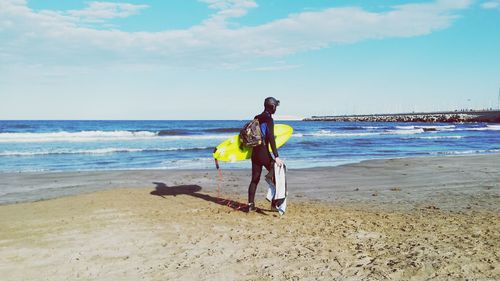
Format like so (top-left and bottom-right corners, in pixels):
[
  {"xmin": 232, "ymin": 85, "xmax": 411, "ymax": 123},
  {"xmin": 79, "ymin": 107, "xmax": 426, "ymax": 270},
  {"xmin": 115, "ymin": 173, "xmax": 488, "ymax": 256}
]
[{"xmin": 150, "ymin": 182, "xmax": 268, "ymax": 215}]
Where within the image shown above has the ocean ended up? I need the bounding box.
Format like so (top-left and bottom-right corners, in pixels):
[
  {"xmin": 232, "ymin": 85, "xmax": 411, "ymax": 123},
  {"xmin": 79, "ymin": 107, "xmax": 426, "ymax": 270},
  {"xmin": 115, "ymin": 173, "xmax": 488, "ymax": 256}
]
[{"xmin": 0, "ymin": 120, "xmax": 499, "ymax": 172}]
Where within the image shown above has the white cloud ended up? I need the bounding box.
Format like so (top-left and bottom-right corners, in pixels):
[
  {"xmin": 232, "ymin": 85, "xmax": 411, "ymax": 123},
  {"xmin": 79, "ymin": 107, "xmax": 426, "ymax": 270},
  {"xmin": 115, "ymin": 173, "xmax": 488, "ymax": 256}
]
[
  {"xmin": 199, "ymin": 0, "xmax": 258, "ymax": 27},
  {"xmin": 0, "ymin": 0, "xmax": 473, "ymax": 68},
  {"xmin": 480, "ymin": 1, "xmax": 500, "ymax": 9},
  {"xmin": 246, "ymin": 63, "xmax": 301, "ymax": 72},
  {"xmin": 200, "ymin": 0, "xmax": 257, "ymax": 12},
  {"xmin": 67, "ymin": 2, "xmax": 149, "ymax": 21}
]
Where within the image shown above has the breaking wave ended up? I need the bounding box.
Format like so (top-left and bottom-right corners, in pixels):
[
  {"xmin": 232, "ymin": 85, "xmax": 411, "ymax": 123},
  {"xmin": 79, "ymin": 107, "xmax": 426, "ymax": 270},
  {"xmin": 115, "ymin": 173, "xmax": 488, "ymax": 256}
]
[
  {"xmin": 203, "ymin": 128, "xmax": 241, "ymax": 133},
  {"xmin": 305, "ymin": 130, "xmax": 379, "ymax": 137},
  {"xmin": 418, "ymin": 136, "xmax": 463, "ymax": 139},
  {"xmin": 0, "ymin": 131, "xmax": 230, "ymax": 143},
  {"xmin": 0, "ymin": 147, "xmax": 213, "ymax": 156},
  {"xmin": 430, "ymin": 148, "xmax": 500, "ymax": 155}
]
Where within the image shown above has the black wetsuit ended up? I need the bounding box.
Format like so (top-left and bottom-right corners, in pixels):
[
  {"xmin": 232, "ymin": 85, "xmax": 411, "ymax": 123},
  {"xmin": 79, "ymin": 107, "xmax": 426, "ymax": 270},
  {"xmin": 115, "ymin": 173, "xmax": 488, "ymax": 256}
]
[{"xmin": 248, "ymin": 110, "xmax": 279, "ymax": 205}]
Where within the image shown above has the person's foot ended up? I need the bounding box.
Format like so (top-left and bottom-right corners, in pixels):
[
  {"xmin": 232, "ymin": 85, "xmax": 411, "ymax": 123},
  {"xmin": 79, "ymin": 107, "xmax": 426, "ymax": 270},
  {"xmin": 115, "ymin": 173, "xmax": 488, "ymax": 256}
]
[{"xmin": 245, "ymin": 203, "xmax": 256, "ymax": 212}]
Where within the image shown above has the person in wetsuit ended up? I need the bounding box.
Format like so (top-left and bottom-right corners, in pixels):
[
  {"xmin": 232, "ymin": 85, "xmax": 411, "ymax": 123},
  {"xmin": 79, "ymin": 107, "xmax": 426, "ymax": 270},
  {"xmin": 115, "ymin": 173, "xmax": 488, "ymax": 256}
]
[{"xmin": 247, "ymin": 97, "xmax": 284, "ymax": 212}]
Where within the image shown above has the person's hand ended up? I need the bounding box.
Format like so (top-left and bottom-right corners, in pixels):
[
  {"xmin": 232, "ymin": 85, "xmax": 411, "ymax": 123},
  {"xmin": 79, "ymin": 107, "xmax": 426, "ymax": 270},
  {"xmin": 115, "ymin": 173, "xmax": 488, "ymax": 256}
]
[{"xmin": 275, "ymin": 157, "xmax": 284, "ymax": 167}]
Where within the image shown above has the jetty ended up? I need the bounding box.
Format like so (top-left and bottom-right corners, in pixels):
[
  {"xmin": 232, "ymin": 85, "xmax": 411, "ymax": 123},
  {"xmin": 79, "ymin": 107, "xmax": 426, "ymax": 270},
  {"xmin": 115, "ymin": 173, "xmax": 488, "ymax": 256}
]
[{"xmin": 304, "ymin": 110, "xmax": 500, "ymax": 123}]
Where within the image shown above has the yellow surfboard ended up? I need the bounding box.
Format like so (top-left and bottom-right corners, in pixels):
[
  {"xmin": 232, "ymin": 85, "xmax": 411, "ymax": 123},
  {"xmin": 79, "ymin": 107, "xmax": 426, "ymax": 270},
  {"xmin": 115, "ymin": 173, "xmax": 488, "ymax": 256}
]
[{"xmin": 213, "ymin": 124, "xmax": 293, "ymax": 162}]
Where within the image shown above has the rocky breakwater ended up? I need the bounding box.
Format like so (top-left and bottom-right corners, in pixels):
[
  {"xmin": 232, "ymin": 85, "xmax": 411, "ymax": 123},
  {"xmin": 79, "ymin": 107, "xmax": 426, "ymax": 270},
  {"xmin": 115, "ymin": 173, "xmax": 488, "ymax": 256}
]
[{"xmin": 304, "ymin": 110, "xmax": 500, "ymax": 123}]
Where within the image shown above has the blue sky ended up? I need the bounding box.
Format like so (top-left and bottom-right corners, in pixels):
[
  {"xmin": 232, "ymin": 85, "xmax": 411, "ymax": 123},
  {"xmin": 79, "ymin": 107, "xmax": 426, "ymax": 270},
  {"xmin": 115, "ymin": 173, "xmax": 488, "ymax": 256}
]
[{"xmin": 1, "ymin": 0, "xmax": 499, "ymax": 119}]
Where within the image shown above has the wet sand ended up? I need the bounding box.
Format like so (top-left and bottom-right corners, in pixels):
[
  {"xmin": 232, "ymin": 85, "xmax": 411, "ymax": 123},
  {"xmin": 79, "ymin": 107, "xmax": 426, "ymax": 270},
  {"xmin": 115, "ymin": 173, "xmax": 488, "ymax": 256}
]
[{"xmin": 1, "ymin": 155, "xmax": 499, "ymax": 280}]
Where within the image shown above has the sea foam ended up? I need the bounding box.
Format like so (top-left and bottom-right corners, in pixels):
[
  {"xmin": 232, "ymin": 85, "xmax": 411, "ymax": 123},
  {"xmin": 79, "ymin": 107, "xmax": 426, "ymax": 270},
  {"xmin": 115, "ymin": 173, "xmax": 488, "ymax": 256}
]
[
  {"xmin": 0, "ymin": 131, "xmax": 230, "ymax": 143},
  {"xmin": 0, "ymin": 147, "xmax": 212, "ymax": 156}
]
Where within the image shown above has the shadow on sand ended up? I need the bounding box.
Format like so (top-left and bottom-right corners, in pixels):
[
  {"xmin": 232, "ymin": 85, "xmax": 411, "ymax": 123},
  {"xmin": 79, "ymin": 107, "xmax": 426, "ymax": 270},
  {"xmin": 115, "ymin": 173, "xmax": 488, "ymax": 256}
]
[{"xmin": 150, "ymin": 182, "xmax": 268, "ymax": 215}]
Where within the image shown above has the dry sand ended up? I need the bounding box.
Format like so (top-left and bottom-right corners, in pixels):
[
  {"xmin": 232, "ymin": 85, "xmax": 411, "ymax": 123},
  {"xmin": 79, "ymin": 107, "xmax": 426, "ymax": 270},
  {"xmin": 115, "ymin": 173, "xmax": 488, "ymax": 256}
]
[{"xmin": 1, "ymin": 155, "xmax": 499, "ymax": 280}]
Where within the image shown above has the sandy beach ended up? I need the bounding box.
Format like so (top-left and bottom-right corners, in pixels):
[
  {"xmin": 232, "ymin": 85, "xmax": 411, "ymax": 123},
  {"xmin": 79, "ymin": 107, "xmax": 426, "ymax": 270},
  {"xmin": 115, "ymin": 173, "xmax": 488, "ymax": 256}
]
[{"xmin": 1, "ymin": 155, "xmax": 499, "ymax": 280}]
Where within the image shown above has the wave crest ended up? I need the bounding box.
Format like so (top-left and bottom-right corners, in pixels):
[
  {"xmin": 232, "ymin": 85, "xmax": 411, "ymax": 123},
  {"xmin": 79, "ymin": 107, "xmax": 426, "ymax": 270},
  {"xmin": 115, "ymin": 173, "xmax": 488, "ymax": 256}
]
[
  {"xmin": 0, "ymin": 131, "xmax": 230, "ymax": 142},
  {"xmin": 0, "ymin": 147, "xmax": 213, "ymax": 156}
]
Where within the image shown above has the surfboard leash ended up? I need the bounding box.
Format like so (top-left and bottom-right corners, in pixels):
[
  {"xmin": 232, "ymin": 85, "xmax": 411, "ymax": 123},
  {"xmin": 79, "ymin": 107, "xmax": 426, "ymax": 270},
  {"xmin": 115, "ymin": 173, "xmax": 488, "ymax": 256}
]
[
  {"xmin": 214, "ymin": 157, "xmax": 246, "ymax": 211},
  {"xmin": 214, "ymin": 157, "xmax": 230, "ymax": 206},
  {"xmin": 214, "ymin": 158, "xmax": 222, "ymax": 199}
]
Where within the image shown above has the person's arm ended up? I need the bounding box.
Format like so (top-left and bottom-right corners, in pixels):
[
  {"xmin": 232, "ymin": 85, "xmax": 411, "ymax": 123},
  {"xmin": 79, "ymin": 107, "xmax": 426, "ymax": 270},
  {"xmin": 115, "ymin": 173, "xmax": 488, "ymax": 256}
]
[
  {"xmin": 268, "ymin": 118, "xmax": 284, "ymax": 168},
  {"xmin": 267, "ymin": 116, "xmax": 284, "ymax": 166},
  {"xmin": 267, "ymin": 118, "xmax": 279, "ymax": 158}
]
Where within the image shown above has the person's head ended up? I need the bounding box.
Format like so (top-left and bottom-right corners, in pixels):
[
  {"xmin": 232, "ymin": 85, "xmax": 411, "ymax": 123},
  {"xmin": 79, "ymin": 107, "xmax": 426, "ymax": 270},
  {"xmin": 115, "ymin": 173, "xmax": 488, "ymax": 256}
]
[{"xmin": 264, "ymin": 97, "xmax": 280, "ymax": 114}]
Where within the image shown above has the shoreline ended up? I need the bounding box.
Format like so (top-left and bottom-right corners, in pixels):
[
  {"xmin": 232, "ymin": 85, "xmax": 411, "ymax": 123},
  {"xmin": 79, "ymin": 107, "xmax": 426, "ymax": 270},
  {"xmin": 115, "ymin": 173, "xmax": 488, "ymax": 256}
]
[{"xmin": 1, "ymin": 154, "xmax": 499, "ymax": 211}]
